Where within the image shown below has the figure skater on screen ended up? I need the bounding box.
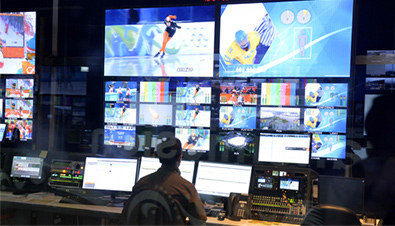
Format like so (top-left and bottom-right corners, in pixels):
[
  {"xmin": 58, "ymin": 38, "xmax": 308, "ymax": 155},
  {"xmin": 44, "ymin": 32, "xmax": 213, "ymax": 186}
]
[
  {"xmin": 117, "ymin": 86, "xmax": 123, "ymax": 102},
  {"xmin": 125, "ymin": 87, "xmax": 131, "ymax": 102},
  {"xmin": 182, "ymin": 132, "xmax": 202, "ymax": 150},
  {"xmin": 306, "ymin": 86, "xmax": 324, "ymax": 104},
  {"xmin": 107, "ymin": 82, "xmax": 115, "ymax": 92},
  {"xmin": 154, "ymin": 15, "xmax": 181, "ymax": 59}
]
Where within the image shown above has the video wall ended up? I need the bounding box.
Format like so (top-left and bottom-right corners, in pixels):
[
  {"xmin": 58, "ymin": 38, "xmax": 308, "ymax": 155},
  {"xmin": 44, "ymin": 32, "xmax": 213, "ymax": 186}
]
[
  {"xmin": 103, "ymin": 0, "xmax": 354, "ymax": 163},
  {"xmin": 0, "ymin": 12, "xmax": 36, "ymax": 142}
]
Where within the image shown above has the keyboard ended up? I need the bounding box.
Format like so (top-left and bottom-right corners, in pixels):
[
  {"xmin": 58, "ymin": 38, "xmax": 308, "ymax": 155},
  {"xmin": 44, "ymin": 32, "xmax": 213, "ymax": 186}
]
[{"xmin": 59, "ymin": 195, "xmax": 113, "ymax": 206}]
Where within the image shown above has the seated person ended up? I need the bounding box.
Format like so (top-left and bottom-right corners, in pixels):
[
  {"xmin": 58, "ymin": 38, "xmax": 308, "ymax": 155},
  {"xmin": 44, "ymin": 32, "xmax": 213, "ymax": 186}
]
[{"xmin": 122, "ymin": 137, "xmax": 207, "ymax": 225}]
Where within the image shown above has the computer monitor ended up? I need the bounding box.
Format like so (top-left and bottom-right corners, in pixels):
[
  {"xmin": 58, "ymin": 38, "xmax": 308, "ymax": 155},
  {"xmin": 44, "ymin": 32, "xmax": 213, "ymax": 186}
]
[
  {"xmin": 195, "ymin": 161, "xmax": 252, "ymax": 197},
  {"xmin": 0, "ymin": 123, "xmax": 8, "ymax": 142},
  {"xmin": 10, "ymin": 156, "xmax": 44, "ymax": 179},
  {"xmin": 82, "ymin": 157, "xmax": 138, "ymax": 192},
  {"xmin": 258, "ymin": 133, "xmax": 311, "ymax": 165},
  {"xmin": 318, "ymin": 176, "xmax": 365, "ymax": 215},
  {"xmin": 138, "ymin": 157, "xmax": 195, "ymax": 183}
]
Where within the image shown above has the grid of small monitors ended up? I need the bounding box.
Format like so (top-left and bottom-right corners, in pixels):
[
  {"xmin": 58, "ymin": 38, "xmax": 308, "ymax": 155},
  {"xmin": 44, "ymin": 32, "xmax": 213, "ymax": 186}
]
[
  {"xmin": 4, "ymin": 79, "xmax": 34, "ymax": 141},
  {"xmin": 0, "ymin": 12, "xmax": 36, "ymax": 142},
  {"xmin": 103, "ymin": 1, "xmax": 353, "ymax": 162}
]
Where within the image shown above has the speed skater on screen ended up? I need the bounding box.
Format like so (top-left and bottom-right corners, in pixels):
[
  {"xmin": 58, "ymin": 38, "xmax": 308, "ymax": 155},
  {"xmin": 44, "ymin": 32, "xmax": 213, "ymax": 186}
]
[{"xmin": 154, "ymin": 15, "xmax": 181, "ymax": 58}]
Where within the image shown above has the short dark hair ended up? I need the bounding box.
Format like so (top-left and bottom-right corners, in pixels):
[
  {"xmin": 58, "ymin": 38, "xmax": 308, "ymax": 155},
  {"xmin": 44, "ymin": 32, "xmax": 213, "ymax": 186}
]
[{"xmin": 157, "ymin": 137, "xmax": 182, "ymax": 165}]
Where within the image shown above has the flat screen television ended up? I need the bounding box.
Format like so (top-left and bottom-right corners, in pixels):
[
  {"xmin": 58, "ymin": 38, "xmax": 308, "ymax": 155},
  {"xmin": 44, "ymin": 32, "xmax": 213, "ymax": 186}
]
[
  {"xmin": 0, "ymin": 12, "xmax": 36, "ymax": 75},
  {"xmin": 104, "ymin": 6, "xmax": 215, "ymax": 77},
  {"xmin": 82, "ymin": 157, "xmax": 138, "ymax": 192},
  {"xmin": 219, "ymin": 0, "xmax": 354, "ymax": 77},
  {"xmin": 311, "ymin": 134, "xmax": 346, "ymax": 160},
  {"xmin": 258, "ymin": 132, "xmax": 311, "ymax": 165},
  {"xmin": 195, "ymin": 161, "xmax": 252, "ymax": 197},
  {"xmin": 0, "ymin": 123, "xmax": 8, "ymax": 142}
]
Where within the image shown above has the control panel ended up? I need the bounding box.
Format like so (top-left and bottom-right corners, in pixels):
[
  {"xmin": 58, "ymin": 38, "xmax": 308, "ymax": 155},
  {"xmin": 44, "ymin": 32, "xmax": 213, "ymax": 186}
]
[
  {"xmin": 249, "ymin": 165, "xmax": 317, "ymax": 224},
  {"xmin": 48, "ymin": 159, "xmax": 84, "ymax": 188}
]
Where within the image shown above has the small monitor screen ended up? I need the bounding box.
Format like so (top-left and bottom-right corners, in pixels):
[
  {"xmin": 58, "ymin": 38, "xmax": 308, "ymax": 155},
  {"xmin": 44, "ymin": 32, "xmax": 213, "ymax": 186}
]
[
  {"xmin": 10, "ymin": 156, "xmax": 44, "ymax": 179},
  {"xmin": 176, "ymin": 128, "xmax": 210, "ymax": 152},
  {"xmin": 195, "ymin": 161, "xmax": 252, "ymax": 197},
  {"xmin": 138, "ymin": 157, "xmax": 195, "ymax": 183},
  {"xmin": 260, "ymin": 107, "xmax": 301, "ymax": 131},
  {"xmin": 0, "ymin": 12, "xmax": 36, "ymax": 75},
  {"xmin": 139, "ymin": 104, "xmax": 172, "ymax": 126},
  {"xmin": 219, "ymin": 0, "xmax": 353, "ymax": 77},
  {"xmin": 105, "ymin": 103, "xmax": 136, "ymax": 124},
  {"xmin": 318, "ymin": 176, "xmax": 364, "ymax": 215},
  {"xmin": 176, "ymin": 82, "xmax": 212, "ymax": 104},
  {"xmin": 4, "ymin": 119, "xmax": 33, "ymax": 140},
  {"xmin": 104, "ymin": 125, "xmax": 136, "ymax": 146},
  {"xmin": 105, "ymin": 81, "xmax": 137, "ymax": 102},
  {"xmin": 0, "ymin": 123, "xmax": 7, "ymax": 142},
  {"xmin": 304, "ymin": 108, "xmax": 347, "ymax": 133},
  {"xmin": 140, "ymin": 82, "xmax": 170, "ymax": 103},
  {"xmin": 258, "ymin": 133, "xmax": 311, "ymax": 165},
  {"xmin": 104, "ymin": 6, "xmax": 215, "ymax": 77},
  {"xmin": 256, "ymin": 176, "xmax": 273, "ymax": 189},
  {"xmin": 219, "ymin": 106, "xmax": 256, "ymax": 129},
  {"xmin": 4, "ymin": 99, "xmax": 33, "ymax": 119},
  {"xmin": 5, "ymin": 79, "xmax": 34, "ymax": 98},
  {"xmin": 304, "ymin": 83, "xmax": 348, "ymax": 107},
  {"xmin": 279, "ymin": 178, "xmax": 299, "ymax": 191},
  {"xmin": 217, "ymin": 131, "xmax": 255, "ymax": 156},
  {"xmin": 312, "ymin": 134, "xmax": 346, "ymax": 160},
  {"xmin": 220, "ymin": 83, "xmax": 258, "ymax": 105},
  {"xmin": 176, "ymin": 105, "xmax": 211, "ymax": 128},
  {"xmin": 261, "ymin": 83, "xmax": 298, "ymax": 106},
  {"xmin": 82, "ymin": 157, "xmax": 138, "ymax": 192}
]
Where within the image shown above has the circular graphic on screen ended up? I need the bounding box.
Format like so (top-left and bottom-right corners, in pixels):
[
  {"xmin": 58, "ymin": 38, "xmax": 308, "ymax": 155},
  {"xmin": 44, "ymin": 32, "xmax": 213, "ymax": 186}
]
[
  {"xmin": 297, "ymin": 9, "xmax": 311, "ymax": 24},
  {"xmin": 281, "ymin": 10, "xmax": 295, "ymax": 24}
]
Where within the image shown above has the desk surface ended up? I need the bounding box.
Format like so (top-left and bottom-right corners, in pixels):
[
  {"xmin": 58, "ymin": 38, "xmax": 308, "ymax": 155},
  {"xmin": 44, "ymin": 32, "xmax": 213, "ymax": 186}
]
[{"xmin": 0, "ymin": 191, "xmax": 381, "ymax": 226}]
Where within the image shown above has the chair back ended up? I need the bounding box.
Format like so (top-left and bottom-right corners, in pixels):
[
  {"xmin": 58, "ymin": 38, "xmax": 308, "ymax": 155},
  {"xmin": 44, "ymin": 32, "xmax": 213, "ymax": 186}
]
[{"xmin": 302, "ymin": 204, "xmax": 361, "ymax": 225}]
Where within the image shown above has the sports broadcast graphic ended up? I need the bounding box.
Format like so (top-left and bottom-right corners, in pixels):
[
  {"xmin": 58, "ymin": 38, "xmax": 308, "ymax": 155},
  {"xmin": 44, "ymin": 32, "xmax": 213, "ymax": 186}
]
[
  {"xmin": 104, "ymin": 125, "xmax": 136, "ymax": 146},
  {"xmin": 105, "ymin": 81, "xmax": 137, "ymax": 102},
  {"xmin": 219, "ymin": 106, "xmax": 257, "ymax": 129},
  {"xmin": 176, "ymin": 105, "xmax": 210, "ymax": 127},
  {"xmin": 105, "ymin": 103, "xmax": 136, "ymax": 124},
  {"xmin": 0, "ymin": 12, "xmax": 36, "ymax": 75},
  {"xmin": 105, "ymin": 6, "xmax": 215, "ymax": 77},
  {"xmin": 312, "ymin": 134, "xmax": 346, "ymax": 159},
  {"xmin": 305, "ymin": 83, "xmax": 348, "ymax": 107},
  {"xmin": 220, "ymin": 83, "xmax": 258, "ymax": 105},
  {"xmin": 304, "ymin": 108, "xmax": 347, "ymax": 133},
  {"xmin": 176, "ymin": 128, "xmax": 210, "ymax": 152},
  {"xmin": 176, "ymin": 82, "xmax": 211, "ymax": 104},
  {"xmin": 219, "ymin": 0, "xmax": 353, "ymax": 77}
]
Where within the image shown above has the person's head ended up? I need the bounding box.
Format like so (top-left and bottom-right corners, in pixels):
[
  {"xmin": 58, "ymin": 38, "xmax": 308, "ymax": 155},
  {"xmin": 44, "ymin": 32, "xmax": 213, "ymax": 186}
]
[
  {"xmin": 309, "ymin": 116, "xmax": 314, "ymax": 123},
  {"xmin": 316, "ymin": 142, "xmax": 322, "ymax": 149},
  {"xmin": 365, "ymin": 94, "xmax": 395, "ymax": 156},
  {"xmin": 235, "ymin": 30, "xmax": 249, "ymax": 49},
  {"xmin": 224, "ymin": 114, "xmax": 229, "ymax": 120},
  {"xmin": 157, "ymin": 137, "xmax": 182, "ymax": 166}
]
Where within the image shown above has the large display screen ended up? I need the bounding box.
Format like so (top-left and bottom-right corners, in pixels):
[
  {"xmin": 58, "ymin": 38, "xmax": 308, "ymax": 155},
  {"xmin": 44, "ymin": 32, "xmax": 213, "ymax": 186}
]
[
  {"xmin": 219, "ymin": 0, "xmax": 354, "ymax": 77},
  {"xmin": 104, "ymin": 6, "xmax": 215, "ymax": 77},
  {"xmin": 0, "ymin": 12, "xmax": 36, "ymax": 75}
]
